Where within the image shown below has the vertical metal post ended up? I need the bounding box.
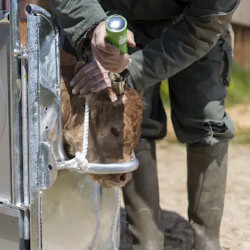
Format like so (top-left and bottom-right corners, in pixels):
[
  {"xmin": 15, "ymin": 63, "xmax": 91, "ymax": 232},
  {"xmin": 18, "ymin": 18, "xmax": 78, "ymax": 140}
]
[
  {"xmin": 9, "ymin": 0, "xmax": 30, "ymax": 246},
  {"xmin": 20, "ymin": 45, "xmax": 30, "ymax": 241},
  {"xmin": 10, "ymin": 0, "xmax": 23, "ymax": 205},
  {"xmin": 26, "ymin": 7, "xmax": 42, "ymax": 249}
]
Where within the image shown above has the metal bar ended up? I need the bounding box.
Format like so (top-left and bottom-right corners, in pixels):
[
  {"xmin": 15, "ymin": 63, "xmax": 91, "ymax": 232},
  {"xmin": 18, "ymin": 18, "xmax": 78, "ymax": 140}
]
[
  {"xmin": 20, "ymin": 47, "xmax": 30, "ymax": 240},
  {"xmin": 0, "ymin": 199, "xmax": 29, "ymax": 211},
  {"xmin": 87, "ymin": 158, "xmax": 139, "ymax": 174},
  {"xmin": 25, "ymin": 4, "xmax": 56, "ymax": 27},
  {"xmin": 57, "ymin": 155, "xmax": 139, "ymax": 174},
  {"xmin": 10, "ymin": 0, "xmax": 23, "ymax": 205},
  {"xmin": 26, "ymin": 4, "xmax": 68, "ymax": 164},
  {"xmin": 27, "ymin": 7, "xmax": 42, "ymax": 249},
  {"xmin": 54, "ymin": 18, "xmax": 67, "ymax": 162}
]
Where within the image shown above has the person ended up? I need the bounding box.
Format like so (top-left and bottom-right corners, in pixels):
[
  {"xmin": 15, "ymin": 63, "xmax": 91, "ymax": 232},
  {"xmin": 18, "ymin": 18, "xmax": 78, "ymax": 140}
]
[{"xmin": 47, "ymin": 1, "xmax": 239, "ymax": 249}]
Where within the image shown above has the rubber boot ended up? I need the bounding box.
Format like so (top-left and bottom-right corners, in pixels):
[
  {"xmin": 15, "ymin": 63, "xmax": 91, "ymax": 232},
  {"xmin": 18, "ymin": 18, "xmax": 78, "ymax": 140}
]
[
  {"xmin": 187, "ymin": 141, "xmax": 228, "ymax": 250},
  {"xmin": 122, "ymin": 139, "xmax": 164, "ymax": 250}
]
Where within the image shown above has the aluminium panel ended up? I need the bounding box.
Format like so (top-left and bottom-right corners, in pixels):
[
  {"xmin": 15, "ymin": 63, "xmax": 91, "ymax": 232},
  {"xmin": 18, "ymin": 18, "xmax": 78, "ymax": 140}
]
[
  {"xmin": 0, "ymin": 204, "xmax": 22, "ymax": 250},
  {"xmin": 0, "ymin": 19, "xmax": 12, "ymax": 202}
]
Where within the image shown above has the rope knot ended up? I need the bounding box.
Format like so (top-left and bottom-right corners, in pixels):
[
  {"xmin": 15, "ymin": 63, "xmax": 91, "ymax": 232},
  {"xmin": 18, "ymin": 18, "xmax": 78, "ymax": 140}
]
[{"xmin": 75, "ymin": 151, "xmax": 88, "ymax": 171}]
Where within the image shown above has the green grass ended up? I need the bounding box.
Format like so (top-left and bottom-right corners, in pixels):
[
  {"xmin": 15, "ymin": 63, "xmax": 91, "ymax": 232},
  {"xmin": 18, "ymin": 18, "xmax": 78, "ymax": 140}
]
[
  {"xmin": 160, "ymin": 80, "xmax": 170, "ymax": 107},
  {"xmin": 226, "ymin": 64, "xmax": 250, "ymax": 106},
  {"xmin": 233, "ymin": 130, "xmax": 250, "ymax": 144}
]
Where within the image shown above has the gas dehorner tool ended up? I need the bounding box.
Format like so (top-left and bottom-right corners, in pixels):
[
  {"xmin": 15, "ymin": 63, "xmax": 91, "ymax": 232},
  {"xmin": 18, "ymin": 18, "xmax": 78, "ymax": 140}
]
[{"xmin": 105, "ymin": 15, "xmax": 131, "ymax": 96}]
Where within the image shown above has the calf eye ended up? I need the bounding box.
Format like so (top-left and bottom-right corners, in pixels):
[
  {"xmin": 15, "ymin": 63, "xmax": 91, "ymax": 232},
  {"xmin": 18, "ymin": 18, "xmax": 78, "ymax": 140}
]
[{"xmin": 111, "ymin": 127, "xmax": 121, "ymax": 137}]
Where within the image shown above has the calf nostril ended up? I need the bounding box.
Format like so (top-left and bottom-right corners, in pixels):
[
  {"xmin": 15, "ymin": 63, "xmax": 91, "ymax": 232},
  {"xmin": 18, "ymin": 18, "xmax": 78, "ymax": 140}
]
[
  {"xmin": 119, "ymin": 173, "xmax": 132, "ymax": 184},
  {"xmin": 120, "ymin": 173, "xmax": 126, "ymax": 182},
  {"xmin": 111, "ymin": 127, "xmax": 121, "ymax": 137}
]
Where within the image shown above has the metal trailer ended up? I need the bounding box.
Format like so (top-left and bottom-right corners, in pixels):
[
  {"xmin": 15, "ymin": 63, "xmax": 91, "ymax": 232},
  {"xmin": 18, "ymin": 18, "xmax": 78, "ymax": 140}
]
[{"xmin": 0, "ymin": 1, "xmax": 138, "ymax": 249}]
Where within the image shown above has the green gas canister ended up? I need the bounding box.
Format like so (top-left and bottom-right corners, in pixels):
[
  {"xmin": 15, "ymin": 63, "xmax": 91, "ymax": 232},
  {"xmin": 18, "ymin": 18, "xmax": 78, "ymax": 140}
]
[{"xmin": 105, "ymin": 15, "xmax": 128, "ymax": 54}]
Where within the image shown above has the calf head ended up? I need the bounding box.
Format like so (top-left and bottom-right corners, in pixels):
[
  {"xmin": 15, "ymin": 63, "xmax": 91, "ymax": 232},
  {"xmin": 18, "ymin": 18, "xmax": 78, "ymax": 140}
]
[{"xmin": 60, "ymin": 50, "xmax": 142, "ymax": 188}]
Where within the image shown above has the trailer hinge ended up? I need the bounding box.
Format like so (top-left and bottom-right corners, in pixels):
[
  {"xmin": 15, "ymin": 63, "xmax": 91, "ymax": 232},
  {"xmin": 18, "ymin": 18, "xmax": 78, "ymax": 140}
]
[
  {"xmin": 0, "ymin": 200, "xmax": 30, "ymax": 211},
  {"xmin": 13, "ymin": 44, "xmax": 28, "ymax": 59}
]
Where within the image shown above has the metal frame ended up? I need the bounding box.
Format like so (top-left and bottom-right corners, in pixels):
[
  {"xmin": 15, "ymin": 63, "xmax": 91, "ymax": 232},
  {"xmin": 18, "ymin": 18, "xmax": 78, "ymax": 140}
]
[
  {"xmin": 0, "ymin": 12, "xmax": 12, "ymax": 203},
  {"xmin": 20, "ymin": 46, "xmax": 30, "ymax": 241},
  {"xmin": 0, "ymin": 204, "xmax": 25, "ymax": 250},
  {"xmin": 10, "ymin": 0, "xmax": 23, "ymax": 208},
  {"xmin": 26, "ymin": 5, "xmax": 61, "ymax": 248},
  {"xmin": 0, "ymin": 2, "xmax": 28, "ymax": 249}
]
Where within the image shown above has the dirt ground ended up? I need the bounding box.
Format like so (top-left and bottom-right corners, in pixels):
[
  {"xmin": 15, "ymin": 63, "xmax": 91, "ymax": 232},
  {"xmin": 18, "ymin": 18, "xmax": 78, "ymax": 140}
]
[
  {"xmin": 227, "ymin": 104, "xmax": 250, "ymax": 130},
  {"xmin": 121, "ymin": 142, "xmax": 250, "ymax": 250}
]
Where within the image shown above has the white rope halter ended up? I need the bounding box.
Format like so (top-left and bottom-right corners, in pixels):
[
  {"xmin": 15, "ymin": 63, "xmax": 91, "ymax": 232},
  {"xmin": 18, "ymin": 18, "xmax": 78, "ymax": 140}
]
[{"xmin": 60, "ymin": 102, "xmax": 90, "ymax": 172}]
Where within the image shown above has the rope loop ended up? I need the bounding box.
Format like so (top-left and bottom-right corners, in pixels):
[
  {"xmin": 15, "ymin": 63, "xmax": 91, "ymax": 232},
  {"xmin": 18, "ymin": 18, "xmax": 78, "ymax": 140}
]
[{"xmin": 75, "ymin": 151, "xmax": 88, "ymax": 171}]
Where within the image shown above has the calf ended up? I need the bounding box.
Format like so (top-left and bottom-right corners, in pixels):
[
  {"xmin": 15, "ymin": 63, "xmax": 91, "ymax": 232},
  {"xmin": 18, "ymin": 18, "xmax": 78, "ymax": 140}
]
[{"xmin": 60, "ymin": 50, "xmax": 142, "ymax": 187}]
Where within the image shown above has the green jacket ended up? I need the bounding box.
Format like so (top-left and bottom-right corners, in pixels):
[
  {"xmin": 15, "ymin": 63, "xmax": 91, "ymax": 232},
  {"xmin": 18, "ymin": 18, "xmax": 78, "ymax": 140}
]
[{"xmin": 48, "ymin": 0, "xmax": 239, "ymax": 90}]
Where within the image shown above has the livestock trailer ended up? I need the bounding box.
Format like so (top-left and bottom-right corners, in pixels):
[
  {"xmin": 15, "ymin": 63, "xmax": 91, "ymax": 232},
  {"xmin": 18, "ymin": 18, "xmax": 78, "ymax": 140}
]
[{"xmin": 0, "ymin": 1, "xmax": 138, "ymax": 249}]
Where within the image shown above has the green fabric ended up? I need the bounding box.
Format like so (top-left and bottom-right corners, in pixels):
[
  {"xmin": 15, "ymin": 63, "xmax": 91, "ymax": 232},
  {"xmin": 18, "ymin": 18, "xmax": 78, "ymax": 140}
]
[
  {"xmin": 138, "ymin": 30, "xmax": 235, "ymax": 144},
  {"xmin": 47, "ymin": 0, "xmax": 107, "ymax": 58},
  {"xmin": 139, "ymin": 83, "xmax": 167, "ymax": 140},
  {"xmin": 168, "ymin": 31, "xmax": 235, "ymax": 145},
  {"xmin": 48, "ymin": 0, "xmax": 239, "ymax": 90},
  {"xmin": 128, "ymin": 0, "xmax": 239, "ymax": 90}
]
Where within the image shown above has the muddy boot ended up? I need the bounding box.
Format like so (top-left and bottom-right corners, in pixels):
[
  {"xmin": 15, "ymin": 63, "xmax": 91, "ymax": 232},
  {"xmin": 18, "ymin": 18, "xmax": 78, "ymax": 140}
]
[
  {"xmin": 122, "ymin": 139, "xmax": 164, "ymax": 250},
  {"xmin": 187, "ymin": 141, "xmax": 228, "ymax": 250}
]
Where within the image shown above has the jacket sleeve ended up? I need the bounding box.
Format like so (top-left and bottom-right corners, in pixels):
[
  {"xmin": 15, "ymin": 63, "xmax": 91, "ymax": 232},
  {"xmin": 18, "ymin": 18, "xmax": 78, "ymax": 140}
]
[
  {"xmin": 128, "ymin": 0, "xmax": 239, "ymax": 91},
  {"xmin": 47, "ymin": 0, "xmax": 107, "ymax": 58}
]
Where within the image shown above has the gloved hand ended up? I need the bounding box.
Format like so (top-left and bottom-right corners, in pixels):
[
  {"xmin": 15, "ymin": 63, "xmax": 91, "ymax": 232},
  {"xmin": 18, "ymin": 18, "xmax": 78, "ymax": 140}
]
[{"xmin": 91, "ymin": 21, "xmax": 136, "ymax": 73}]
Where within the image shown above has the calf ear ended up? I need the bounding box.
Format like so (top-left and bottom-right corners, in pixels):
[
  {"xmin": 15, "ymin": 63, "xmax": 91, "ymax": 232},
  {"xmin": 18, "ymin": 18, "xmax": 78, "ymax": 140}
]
[{"xmin": 74, "ymin": 61, "xmax": 86, "ymax": 75}]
